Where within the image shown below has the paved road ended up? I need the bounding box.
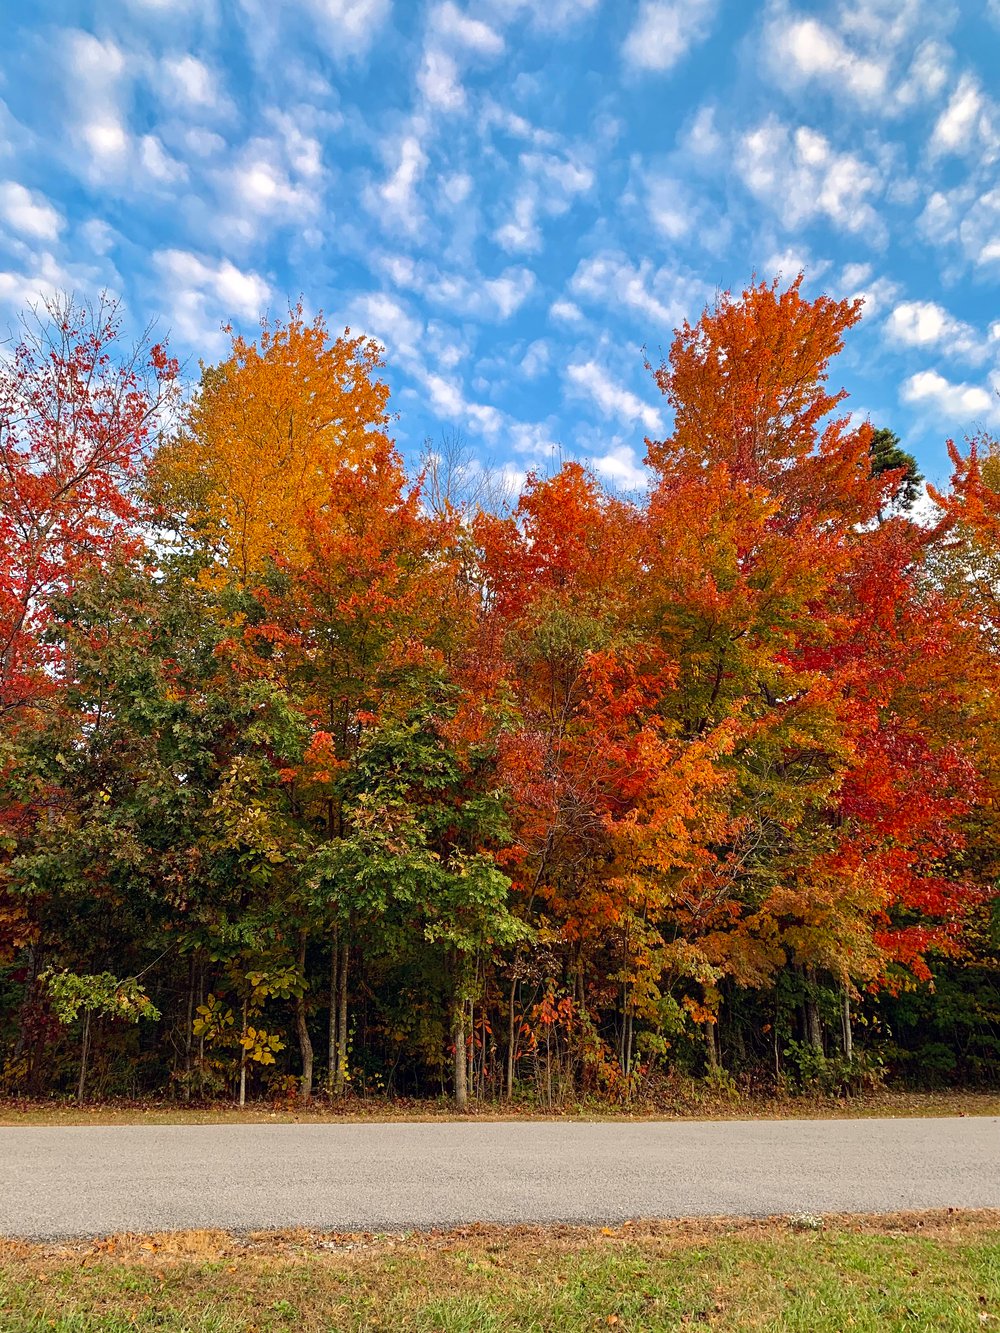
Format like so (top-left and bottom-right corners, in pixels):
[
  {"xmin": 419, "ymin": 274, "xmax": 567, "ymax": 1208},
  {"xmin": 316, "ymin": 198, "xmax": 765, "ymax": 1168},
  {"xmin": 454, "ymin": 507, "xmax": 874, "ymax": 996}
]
[{"xmin": 1, "ymin": 1118, "xmax": 998, "ymax": 1238}]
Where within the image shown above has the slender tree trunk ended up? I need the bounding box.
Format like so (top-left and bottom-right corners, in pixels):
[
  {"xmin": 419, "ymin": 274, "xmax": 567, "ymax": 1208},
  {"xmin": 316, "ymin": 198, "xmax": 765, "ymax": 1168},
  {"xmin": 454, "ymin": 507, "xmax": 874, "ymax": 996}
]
[
  {"xmin": 238, "ymin": 995, "xmax": 248, "ymax": 1108},
  {"xmin": 804, "ymin": 966, "xmax": 823, "ymax": 1052},
  {"xmin": 334, "ymin": 935, "xmax": 349, "ymax": 1096},
  {"xmin": 773, "ymin": 1016, "xmax": 781, "ymax": 1081},
  {"xmin": 327, "ymin": 932, "xmax": 339, "ymax": 1097},
  {"xmin": 183, "ymin": 954, "xmax": 195, "ymax": 1103},
  {"xmin": 76, "ymin": 1009, "xmax": 91, "ymax": 1104},
  {"xmin": 841, "ymin": 987, "xmax": 853, "ymax": 1063},
  {"xmin": 452, "ymin": 996, "xmax": 468, "ymax": 1110},
  {"xmin": 197, "ymin": 965, "xmax": 205, "ymax": 1101},
  {"xmin": 705, "ymin": 1020, "xmax": 719, "ymax": 1071},
  {"xmin": 296, "ymin": 931, "xmax": 313, "ymax": 1104},
  {"xmin": 505, "ymin": 971, "xmax": 517, "ymax": 1100}
]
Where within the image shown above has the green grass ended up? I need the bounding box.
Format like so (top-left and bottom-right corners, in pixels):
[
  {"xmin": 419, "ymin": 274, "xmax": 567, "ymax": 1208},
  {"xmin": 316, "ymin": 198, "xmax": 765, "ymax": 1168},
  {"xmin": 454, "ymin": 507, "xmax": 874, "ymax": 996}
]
[{"xmin": 1, "ymin": 1214, "xmax": 998, "ymax": 1331}]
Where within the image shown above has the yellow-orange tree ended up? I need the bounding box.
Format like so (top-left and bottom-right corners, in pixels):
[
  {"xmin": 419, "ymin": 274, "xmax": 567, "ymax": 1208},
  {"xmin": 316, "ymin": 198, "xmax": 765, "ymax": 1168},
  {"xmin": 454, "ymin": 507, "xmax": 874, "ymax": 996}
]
[{"xmin": 155, "ymin": 304, "xmax": 391, "ymax": 582}]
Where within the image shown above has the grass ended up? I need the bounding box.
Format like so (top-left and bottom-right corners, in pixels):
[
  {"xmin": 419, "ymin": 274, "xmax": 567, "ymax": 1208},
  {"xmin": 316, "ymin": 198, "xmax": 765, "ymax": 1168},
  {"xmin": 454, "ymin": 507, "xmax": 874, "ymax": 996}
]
[
  {"xmin": 1, "ymin": 1213, "xmax": 998, "ymax": 1331},
  {"xmin": 1, "ymin": 1088, "xmax": 999, "ymax": 1126}
]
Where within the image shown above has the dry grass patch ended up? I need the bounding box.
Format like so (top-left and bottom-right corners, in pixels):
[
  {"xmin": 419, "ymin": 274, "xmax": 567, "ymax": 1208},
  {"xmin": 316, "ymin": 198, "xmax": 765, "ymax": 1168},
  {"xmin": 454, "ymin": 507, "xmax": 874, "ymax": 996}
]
[
  {"xmin": 1, "ymin": 1212, "xmax": 999, "ymax": 1331},
  {"xmin": 2, "ymin": 1088, "xmax": 999, "ymax": 1127}
]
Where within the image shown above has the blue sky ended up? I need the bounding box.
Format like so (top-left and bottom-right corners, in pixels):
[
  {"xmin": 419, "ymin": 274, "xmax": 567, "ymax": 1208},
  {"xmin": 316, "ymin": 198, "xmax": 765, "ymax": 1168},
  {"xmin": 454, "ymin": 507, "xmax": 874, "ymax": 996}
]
[{"xmin": 1, "ymin": 0, "xmax": 998, "ymax": 497}]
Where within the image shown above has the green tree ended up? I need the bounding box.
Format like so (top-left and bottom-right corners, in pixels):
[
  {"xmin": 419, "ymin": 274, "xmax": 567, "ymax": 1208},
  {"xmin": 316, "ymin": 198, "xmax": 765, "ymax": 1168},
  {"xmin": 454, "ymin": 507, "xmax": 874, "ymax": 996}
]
[{"xmin": 869, "ymin": 427, "xmax": 923, "ymax": 513}]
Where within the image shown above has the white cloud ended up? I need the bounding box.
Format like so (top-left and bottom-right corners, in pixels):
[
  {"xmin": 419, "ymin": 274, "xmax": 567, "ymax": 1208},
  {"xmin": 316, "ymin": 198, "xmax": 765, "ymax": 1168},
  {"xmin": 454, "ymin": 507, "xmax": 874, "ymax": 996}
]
[
  {"xmin": 565, "ymin": 360, "xmax": 663, "ymax": 433},
  {"xmin": 306, "ymin": 0, "xmax": 393, "ymax": 59},
  {"xmin": 622, "ymin": 0, "xmax": 718, "ymax": 74},
  {"xmin": 0, "ymin": 181, "xmax": 63, "ymax": 241},
  {"xmin": 644, "ymin": 174, "xmax": 693, "ymax": 240},
  {"xmin": 80, "ymin": 219, "xmax": 117, "ymax": 255},
  {"xmin": 58, "ymin": 30, "xmax": 202, "ymax": 193},
  {"xmin": 508, "ymin": 419, "xmax": 559, "ymax": 457},
  {"xmin": 123, "ymin": 0, "xmax": 203, "ymax": 11},
  {"xmin": 681, "ymin": 104, "xmax": 723, "ymax": 158},
  {"xmin": 765, "ymin": 12, "xmax": 888, "ymax": 104},
  {"xmin": 570, "ymin": 250, "xmax": 705, "ymax": 329},
  {"xmin": 550, "ymin": 298, "xmax": 584, "ymax": 324},
  {"xmin": 885, "ymin": 300, "xmax": 986, "ymax": 362},
  {"xmin": 761, "ymin": 3, "xmax": 957, "ymax": 117},
  {"xmin": 844, "ymin": 273, "xmax": 899, "ymax": 317},
  {"xmin": 919, "ymin": 185, "xmax": 1000, "ymax": 271},
  {"xmin": 153, "ymin": 249, "xmax": 270, "ymax": 349},
  {"xmin": 376, "ymin": 134, "xmax": 428, "ymax": 226},
  {"xmin": 485, "ymin": 0, "xmax": 599, "ymax": 33},
  {"xmin": 139, "ymin": 135, "xmax": 188, "ymax": 184},
  {"xmin": 417, "ymin": 48, "xmax": 466, "ymax": 110},
  {"xmin": 493, "ymin": 193, "xmax": 540, "ymax": 253},
  {"xmin": 430, "ymin": 1, "xmax": 504, "ymax": 55},
  {"xmin": 900, "ymin": 369, "xmax": 995, "ymax": 422},
  {"xmin": 442, "ymin": 172, "xmax": 473, "ymax": 204},
  {"xmin": 160, "ymin": 54, "xmax": 224, "ymax": 111},
  {"xmin": 184, "ymin": 128, "xmax": 226, "ymax": 157},
  {"xmin": 929, "ymin": 73, "xmax": 998, "ymax": 161},
  {"xmin": 351, "ymin": 291, "xmax": 424, "ymax": 362},
  {"xmin": 739, "ymin": 118, "xmax": 884, "ymax": 240},
  {"xmin": 379, "ymin": 253, "xmax": 535, "ymax": 321},
  {"xmin": 588, "ymin": 442, "xmax": 649, "ymax": 491},
  {"xmin": 836, "ymin": 0, "xmax": 955, "ymax": 49},
  {"xmin": 210, "ymin": 113, "xmax": 324, "ymax": 243},
  {"xmin": 762, "ymin": 248, "xmax": 834, "ymax": 288},
  {"xmin": 895, "ymin": 39, "xmax": 951, "ymax": 109},
  {"xmin": 82, "ymin": 120, "xmax": 129, "ymax": 167},
  {"xmin": 521, "ymin": 151, "xmax": 594, "ymax": 197},
  {"xmin": 493, "ymin": 149, "xmax": 594, "ymax": 253},
  {"xmin": 480, "ymin": 100, "xmax": 557, "ymax": 147},
  {"xmin": 0, "ymin": 247, "xmax": 114, "ymax": 314},
  {"xmin": 520, "ymin": 339, "xmax": 550, "ymax": 378},
  {"xmin": 61, "ymin": 31, "xmax": 131, "ymax": 183},
  {"xmin": 485, "ymin": 268, "xmax": 536, "ymax": 318},
  {"xmin": 420, "ymin": 370, "xmax": 504, "ymax": 434}
]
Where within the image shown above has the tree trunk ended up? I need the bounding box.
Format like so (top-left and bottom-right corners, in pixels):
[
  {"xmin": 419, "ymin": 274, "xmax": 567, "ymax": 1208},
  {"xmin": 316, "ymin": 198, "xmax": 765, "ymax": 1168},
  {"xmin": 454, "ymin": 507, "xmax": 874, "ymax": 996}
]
[
  {"xmin": 841, "ymin": 987, "xmax": 853, "ymax": 1063},
  {"xmin": 505, "ymin": 971, "xmax": 517, "ymax": 1100},
  {"xmin": 183, "ymin": 954, "xmax": 195, "ymax": 1103},
  {"xmin": 705, "ymin": 1020, "xmax": 719, "ymax": 1072},
  {"xmin": 334, "ymin": 935, "xmax": 349, "ymax": 1096},
  {"xmin": 197, "ymin": 965, "xmax": 205, "ymax": 1101},
  {"xmin": 238, "ymin": 995, "xmax": 248, "ymax": 1108},
  {"xmin": 333, "ymin": 933, "xmax": 344, "ymax": 1098},
  {"xmin": 452, "ymin": 996, "xmax": 468, "ymax": 1110},
  {"xmin": 804, "ymin": 966, "xmax": 823, "ymax": 1052},
  {"xmin": 295, "ymin": 931, "xmax": 313, "ymax": 1103},
  {"xmin": 76, "ymin": 1009, "xmax": 91, "ymax": 1104}
]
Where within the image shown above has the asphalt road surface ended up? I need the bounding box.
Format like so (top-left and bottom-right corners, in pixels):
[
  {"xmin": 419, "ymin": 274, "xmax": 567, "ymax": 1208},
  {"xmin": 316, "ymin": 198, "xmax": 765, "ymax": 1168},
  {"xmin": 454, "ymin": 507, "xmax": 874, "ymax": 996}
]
[{"xmin": 1, "ymin": 1117, "xmax": 998, "ymax": 1238}]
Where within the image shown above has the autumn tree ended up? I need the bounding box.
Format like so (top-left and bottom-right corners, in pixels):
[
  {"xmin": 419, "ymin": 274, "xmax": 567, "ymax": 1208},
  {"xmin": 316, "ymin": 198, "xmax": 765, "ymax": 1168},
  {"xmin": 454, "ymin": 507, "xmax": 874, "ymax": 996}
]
[
  {"xmin": 153, "ymin": 304, "xmax": 391, "ymax": 582},
  {"xmin": 641, "ymin": 278, "xmax": 984, "ymax": 1064},
  {"xmin": 0, "ymin": 294, "xmax": 176, "ymax": 997}
]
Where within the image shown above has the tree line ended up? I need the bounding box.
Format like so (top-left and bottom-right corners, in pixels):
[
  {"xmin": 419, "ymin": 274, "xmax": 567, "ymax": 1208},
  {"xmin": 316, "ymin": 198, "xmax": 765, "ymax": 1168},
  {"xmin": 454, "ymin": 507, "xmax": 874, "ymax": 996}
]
[{"xmin": 1, "ymin": 277, "xmax": 998, "ymax": 1106}]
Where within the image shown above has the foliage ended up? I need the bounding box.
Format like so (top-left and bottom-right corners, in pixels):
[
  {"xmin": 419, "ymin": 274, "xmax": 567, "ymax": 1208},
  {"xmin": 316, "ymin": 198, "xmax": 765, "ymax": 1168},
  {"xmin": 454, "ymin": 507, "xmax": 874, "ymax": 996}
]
[
  {"xmin": 41, "ymin": 969, "xmax": 160, "ymax": 1025},
  {"xmin": 0, "ymin": 280, "xmax": 997, "ymax": 1105}
]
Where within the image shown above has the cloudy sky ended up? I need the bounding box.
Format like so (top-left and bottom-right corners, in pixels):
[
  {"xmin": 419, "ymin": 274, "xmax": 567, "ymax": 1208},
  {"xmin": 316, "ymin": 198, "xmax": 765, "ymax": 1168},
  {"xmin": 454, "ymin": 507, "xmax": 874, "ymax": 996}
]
[{"xmin": 1, "ymin": 0, "xmax": 998, "ymax": 492}]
